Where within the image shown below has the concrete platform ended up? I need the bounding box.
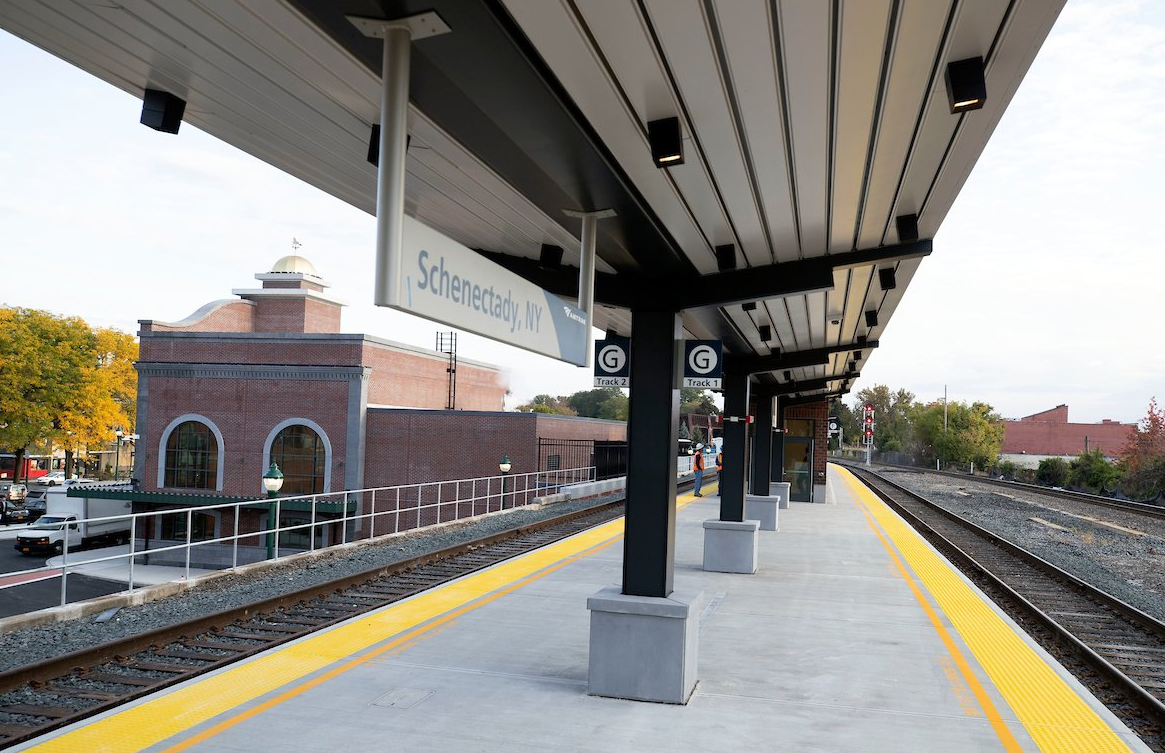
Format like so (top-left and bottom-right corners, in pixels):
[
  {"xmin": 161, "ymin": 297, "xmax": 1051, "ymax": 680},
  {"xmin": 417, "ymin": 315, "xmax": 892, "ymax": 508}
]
[{"xmin": 19, "ymin": 466, "xmax": 1150, "ymax": 752}]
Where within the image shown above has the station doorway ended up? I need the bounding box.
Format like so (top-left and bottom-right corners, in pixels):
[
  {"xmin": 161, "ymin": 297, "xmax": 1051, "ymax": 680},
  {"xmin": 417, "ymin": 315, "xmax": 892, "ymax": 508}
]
[{"xmin": 782, "ymin": 418, "xmax": 815, "ymax": 502}]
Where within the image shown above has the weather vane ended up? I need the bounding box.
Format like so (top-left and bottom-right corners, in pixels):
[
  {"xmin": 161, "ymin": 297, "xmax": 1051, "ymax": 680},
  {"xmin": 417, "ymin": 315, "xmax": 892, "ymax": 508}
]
[{"xmin": 291, "ymin": 237, "xmax": 302, "ymax": 252}]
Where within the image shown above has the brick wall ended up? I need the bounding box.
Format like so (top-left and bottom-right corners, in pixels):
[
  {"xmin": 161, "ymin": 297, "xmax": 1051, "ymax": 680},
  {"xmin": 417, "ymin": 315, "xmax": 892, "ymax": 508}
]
[
  {"xmin": 143, "ymin": 375, "xmax": 352, "ymax": 497},
  {"xmin": 784, "ymin": 400, "xmax": 828, "ymax": 485},
  {"xmin": 1001, "ymin": 420, "xmax": 1133, "ymax": 457},
  {"xmin": 364, "ymin": 410, "xmax": 538, "ymax": 487},
  {"xmin": 362, "ymin": 342, "xmax": 505, "ymax": 411},
  {"xmin": 140, "ymin": 300, "xmax": 255, "ymax": 333},
  {"xmin": 139, "ymin": 337, "xmax": 365, "ymax": 366},
  {"xmin": 534, "ymin": 414, "xmax": 627, "ymax": 441}
]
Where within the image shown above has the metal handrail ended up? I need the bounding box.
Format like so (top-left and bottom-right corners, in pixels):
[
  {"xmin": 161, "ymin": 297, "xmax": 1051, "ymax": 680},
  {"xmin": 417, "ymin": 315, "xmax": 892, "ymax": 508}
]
[{"xmin": 8, "ymin": 466, "xmax": 598, "ymax": 608}]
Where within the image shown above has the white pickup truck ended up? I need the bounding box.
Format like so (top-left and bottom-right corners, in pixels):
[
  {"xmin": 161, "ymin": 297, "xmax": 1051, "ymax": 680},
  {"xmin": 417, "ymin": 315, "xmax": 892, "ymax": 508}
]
[{"xmin": 14, "ymin": 488, "xmax": 132, "ymax": 555}]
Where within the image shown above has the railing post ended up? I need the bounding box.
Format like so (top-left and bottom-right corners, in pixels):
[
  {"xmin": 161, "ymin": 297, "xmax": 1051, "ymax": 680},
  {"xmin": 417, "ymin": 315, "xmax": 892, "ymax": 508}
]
[
  {"xmin": 274, "ymin": 499, "xmax": 282, "ymax": 559},
  {"xmin": 232, "ymin": 503, "xmax": 239, "ymax": 569},
  {"xmin": 128, "ymin": 517, "xmax": 136, "ymax": 592},
  {"xmin": 59, "ymin": 535, "xmax": 69, "ymax": 608},
  {"xmin": 310, "ymin": 496, "xmax": 317, "ymax": 552},
  {"xmin": 185, "ymin": 508, "xmax": 192, "ymax": 581}
]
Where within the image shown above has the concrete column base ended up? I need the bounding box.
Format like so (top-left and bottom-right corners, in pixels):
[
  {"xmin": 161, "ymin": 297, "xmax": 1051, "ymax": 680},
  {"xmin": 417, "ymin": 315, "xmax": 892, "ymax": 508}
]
[
  {"xmin": 587, "ymin": 586, "xmax": 702, "ymax": 704},
  {"xmin": 702, "ymin": 518, "xmax": 759, "ymax": 573},
  {"xmin": 770, "ymin": 481, "xmax": 791, "ymax": 509},
  {"xmin": 813, "ymin": 482, "xmax": 826, "ymax": 503},
  {"xmin": 745, "ymin": 494, "xmax": 779, "ymax": 531}
]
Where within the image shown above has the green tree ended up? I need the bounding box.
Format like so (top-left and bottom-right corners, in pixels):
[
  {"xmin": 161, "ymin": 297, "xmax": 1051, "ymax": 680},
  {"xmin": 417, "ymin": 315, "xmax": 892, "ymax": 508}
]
[
  {"xmin": 1036, "ymin": 457, "xmax": 1070, "ymax": 487},
  {"xmin": 567, "ymin": 388, "xmax": 626, "ymax": 418},
  {"xmin": 516, "ymin": 393, "xmax": 575, "ymax": 415},
  {"xmin": 1068, "ymin": 450, "xmax": 1120, "ymax": 493},
  {"xmin": 680, "ymin": 388, "xmax": 718, "ymax": 416},
  {"xmin": 853, "ymin": 385, "xmax": 915, "ymax": 452},
  {"xmin": 830, "ymin": 399, "xmax": 859, "ymax": 448},
  {"xmin": 910, "ymin": 399, "xmax": 1003, "ymax": 468}
]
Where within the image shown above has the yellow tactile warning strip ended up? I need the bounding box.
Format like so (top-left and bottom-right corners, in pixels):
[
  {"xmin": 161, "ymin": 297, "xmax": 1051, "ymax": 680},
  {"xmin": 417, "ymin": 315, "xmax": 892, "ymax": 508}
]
[
  {"xmin": 24, "ymin": 485, "xmax": 713, "ymax": 753},
  {"xmin": 835, "ymin": 465, "xmax": 1136, "ymax": 753}
]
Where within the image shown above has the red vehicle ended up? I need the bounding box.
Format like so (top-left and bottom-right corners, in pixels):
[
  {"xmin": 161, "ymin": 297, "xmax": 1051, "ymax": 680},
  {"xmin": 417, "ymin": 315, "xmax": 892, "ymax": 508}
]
[{"xmin": 0, "ymin": 454, "xmax": 49, "ymax": 482}]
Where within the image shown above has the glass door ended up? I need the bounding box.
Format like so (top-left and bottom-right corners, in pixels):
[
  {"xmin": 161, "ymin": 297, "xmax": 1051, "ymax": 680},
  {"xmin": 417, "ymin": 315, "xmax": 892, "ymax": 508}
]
[{"xmin": 783, "ymin": 437, "xmax": 813, "ymax": 502}]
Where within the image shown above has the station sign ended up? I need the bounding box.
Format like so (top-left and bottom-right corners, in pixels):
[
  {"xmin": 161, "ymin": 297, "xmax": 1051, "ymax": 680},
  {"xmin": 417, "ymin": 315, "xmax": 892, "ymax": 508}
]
[
  {"xmin": 683, "ymin": 340, "xmax": 722, "ymax": 389},
  {"xmin": 594, "ymin": 336, "xmax": 630, "ymax": 387},
  {"xmin": 379, "ymin": 216, "xmax": 589, "ymax": 366}
]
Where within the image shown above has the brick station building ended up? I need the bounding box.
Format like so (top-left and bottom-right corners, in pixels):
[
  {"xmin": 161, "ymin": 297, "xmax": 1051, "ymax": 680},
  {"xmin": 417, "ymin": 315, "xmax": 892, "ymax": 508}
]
[
  {"xmin": 126, "ymin": 255, "xmax": 624, "ymax": 550},
  {"xmin": 999, "ymin": 404, "xmax": 1135, "ymax": 469}
]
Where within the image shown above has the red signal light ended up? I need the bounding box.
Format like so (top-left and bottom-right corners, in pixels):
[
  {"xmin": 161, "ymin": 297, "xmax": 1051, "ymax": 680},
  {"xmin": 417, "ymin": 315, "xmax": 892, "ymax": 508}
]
[
  {"xmin": 864, "ymin": 404, "xmax": 874, "ymax": 412},
  {"xmin": 864, "ymin": 429, "xmax": 873, "ymax": 437}
]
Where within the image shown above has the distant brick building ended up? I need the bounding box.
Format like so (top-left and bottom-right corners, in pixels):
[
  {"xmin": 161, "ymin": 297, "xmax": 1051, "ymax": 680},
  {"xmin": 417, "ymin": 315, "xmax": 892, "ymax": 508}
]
[
  {"xmin": 133, "ymin": 256, "xmax": 624, "ymax": 506},
  {"xmin": 1000, "ymin": 404, "xmax": 1134, "ymax": 469}
]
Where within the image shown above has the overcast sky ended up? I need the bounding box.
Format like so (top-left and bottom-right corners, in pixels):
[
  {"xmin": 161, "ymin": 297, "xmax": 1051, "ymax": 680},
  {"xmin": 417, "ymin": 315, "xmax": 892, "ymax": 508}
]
[{"xmin": 1, "ymin": 1, "xmax": 1161, "ymax": 424}]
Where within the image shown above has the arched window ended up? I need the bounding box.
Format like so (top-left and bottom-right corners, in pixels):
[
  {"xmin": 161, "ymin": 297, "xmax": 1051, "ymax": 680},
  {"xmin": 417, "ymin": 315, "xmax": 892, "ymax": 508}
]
[
  {"xmin": 164, "ymin": 421, "xmax": 219, "ymax": 489},
  {"xmin": 269, "ymin": 424, "xmax": 326, "ymax": 495}
]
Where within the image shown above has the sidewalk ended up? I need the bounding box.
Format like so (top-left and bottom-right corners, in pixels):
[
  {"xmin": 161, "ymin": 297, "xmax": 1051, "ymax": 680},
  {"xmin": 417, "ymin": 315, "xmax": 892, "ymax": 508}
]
[{"xmin": 1, "ymin": 523, "xmax": 213, "ymax": 587}]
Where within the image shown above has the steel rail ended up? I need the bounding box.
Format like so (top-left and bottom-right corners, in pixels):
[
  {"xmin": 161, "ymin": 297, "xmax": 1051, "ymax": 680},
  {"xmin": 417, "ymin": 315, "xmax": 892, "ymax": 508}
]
[
  {"xmin": 836, "ymin": 458, "xmax": 1165, "ymax": 519},
  {"xmin": 850, "ymin": 466, "xmax": 1165, "ymax": 731},
  {"xmin": 0, "ymin": 500, "xmax": 625, "ymax": 748}
]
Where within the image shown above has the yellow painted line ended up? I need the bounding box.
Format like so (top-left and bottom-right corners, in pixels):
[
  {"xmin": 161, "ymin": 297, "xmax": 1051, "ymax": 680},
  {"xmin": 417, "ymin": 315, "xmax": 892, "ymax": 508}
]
[
  {"xmin": 30, "ymin": 489, "xmax": 706, "ymax": 752},
  {"xmin": 835, "ymin": 466, "xmax": 1135, "ymax": 752}
]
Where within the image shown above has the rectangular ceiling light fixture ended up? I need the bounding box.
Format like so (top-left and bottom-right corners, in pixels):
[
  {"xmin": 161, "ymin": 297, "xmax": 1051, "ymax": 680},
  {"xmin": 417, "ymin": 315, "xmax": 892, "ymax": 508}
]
[
  {"xmin": 648, "ymin": 117, "xmax": 684, "ymax": 166},
  {"xmin": 141, "ymin": 89, "xmax": 186, "ymax": 134},
  {"xmin": 758, "ymin": 325, "xmax": 772, "ymax": 342},
  {"xmin": 945, "ymin": 57, "xmax": 987, "ymax": 113},
  {"xmin": 852, "ymin": 350, "xmax": 861, "ymax": 360},
  {"xmin": 895, "ymin": 214, "xmax": 919, "ymax": 243},
  {"xmin": 742, "ymin": 302, "xmax": 757, "ymax": 311},
  {"xmin": 783, "ymin": 370, "xmax": 792, "ymax": 381},
  {"xmin": 715, "ymin": 244, "xmax": 736, "ymax": 271},
  {"xmin": 865, "ymin": 310, "xmax": 879, "ymax": 328},
  {"xmin": 878, "ymin": 267, "xmax": 897, "ymax": 291},
  {"xmin": 539, "ymin": 244, "xmax": 564, "ymax": 268},
  {"xmin": 367, "ymin": 125, "xmax": 411, "ymax": 167}
]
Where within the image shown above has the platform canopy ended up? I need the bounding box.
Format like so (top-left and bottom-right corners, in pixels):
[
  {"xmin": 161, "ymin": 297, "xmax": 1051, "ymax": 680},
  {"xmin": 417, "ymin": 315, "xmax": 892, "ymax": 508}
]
[{"xmin": 0, "ymin": 0, "xmax": 1064, "ymax": 399}]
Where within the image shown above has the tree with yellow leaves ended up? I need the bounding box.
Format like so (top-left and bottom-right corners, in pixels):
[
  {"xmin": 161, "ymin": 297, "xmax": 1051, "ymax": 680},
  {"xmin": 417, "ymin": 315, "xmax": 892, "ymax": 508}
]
[{"xmin": 0, "ymin": 307, "xmax": 137, "ymax": 482}]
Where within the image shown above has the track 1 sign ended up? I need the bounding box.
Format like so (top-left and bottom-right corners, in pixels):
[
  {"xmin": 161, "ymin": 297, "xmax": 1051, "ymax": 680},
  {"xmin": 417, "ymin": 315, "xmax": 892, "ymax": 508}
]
[{"xmin": 683, "ymin": 340, "xmax": 722, "ymax": 389}]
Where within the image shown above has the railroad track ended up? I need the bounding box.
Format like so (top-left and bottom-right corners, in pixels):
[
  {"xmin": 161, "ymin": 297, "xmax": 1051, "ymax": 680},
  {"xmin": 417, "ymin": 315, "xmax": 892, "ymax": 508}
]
[
  {"xmin": 0, "ymin": 500, "xmax": 625, "ymax": 749},
  {"xmin": 840, "ymin": 459, "xmax": 1165, "ymax": 520},
  {"xmin": 850, "ymin": 466, "xmax": 1165, "ymax": 740}
]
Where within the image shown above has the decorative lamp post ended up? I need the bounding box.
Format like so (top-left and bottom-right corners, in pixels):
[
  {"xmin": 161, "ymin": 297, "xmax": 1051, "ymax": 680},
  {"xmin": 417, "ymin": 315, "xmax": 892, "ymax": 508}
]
[
  {"xmin": 113, "ymin": 427, "xmax": 123, "ymax": 481},
  {"xmin": 262, "ymin": 462, "xmax": 284, "ymax": 560},
  {"xmin": 499, "ymin": 455, "xmax": 511, "ymax": 507}
]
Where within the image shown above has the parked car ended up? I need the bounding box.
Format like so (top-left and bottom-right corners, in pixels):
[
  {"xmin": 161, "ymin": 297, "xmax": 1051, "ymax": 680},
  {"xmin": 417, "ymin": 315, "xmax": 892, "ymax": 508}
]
[
  {"xmin": 34, "ymin": 471, "xmax": 68, "ymax": 486},
  {"xmin": 22, "ymin": 489, "xmax": 47, "ymax": 521},
  {"xmin": 1, "ymin": 483, "xmax": 27, "ymax": 501},
  {"xmin": 2, "ymin": 500, "xmax": 30, "ymax": 524}
]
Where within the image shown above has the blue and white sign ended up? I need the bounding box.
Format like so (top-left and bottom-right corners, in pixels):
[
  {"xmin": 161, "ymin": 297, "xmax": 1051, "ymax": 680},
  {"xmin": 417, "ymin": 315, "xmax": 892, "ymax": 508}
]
[
  {"xmin": 594, "ymin": 336, "xmax": 630, "ymax": 387},
  {"xmin": 683, "ymin": 340, "xmax": 722, "ymax": 389},
  {"xmin": 380, "ymin": 216, "xmax": 589, "ymax": 366}
]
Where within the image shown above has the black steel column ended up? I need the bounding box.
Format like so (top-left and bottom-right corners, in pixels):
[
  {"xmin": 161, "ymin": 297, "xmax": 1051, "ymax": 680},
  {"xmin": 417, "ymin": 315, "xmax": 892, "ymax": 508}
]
[
  {"xmin": 750, "ymin": 389, "xmax": 774, "ymax": 494},
  {"xmin": 622, "ymin": 309, "xmax": 680, "ymax": 598},
  {"xmin": 771, "ymin": 398, "xmax": 785, "ymax": 483},
  {"xmin": 719, "ymin": 370, "xmax": 750, "ymax": 521}
]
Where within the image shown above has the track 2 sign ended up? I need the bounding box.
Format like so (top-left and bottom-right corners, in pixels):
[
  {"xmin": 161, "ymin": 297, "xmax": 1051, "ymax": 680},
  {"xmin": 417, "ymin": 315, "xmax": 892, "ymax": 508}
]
[
  {"xmin": 683, "ymin": 340, "xmax": 722, "ymax": 389},
  {"xmin": 594, "ymin": 336, "xmax": 630, "ymax": 387}
]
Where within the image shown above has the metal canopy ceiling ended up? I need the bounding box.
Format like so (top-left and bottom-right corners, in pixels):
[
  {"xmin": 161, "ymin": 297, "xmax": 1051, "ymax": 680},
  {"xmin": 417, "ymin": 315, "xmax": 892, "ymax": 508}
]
[{"xmin": 0, "ymin": 0, "xmax": 1065, "ymax": 400}]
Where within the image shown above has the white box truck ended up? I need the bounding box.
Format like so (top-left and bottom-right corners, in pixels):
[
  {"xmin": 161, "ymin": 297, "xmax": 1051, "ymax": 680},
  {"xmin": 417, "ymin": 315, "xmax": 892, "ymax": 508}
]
[{"xmin": 14, "ymin": 488, "xmax": 132, "ymax": 555}]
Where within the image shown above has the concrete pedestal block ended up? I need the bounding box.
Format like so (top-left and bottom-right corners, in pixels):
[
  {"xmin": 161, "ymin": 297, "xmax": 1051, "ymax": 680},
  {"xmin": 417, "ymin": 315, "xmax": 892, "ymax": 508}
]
[
  {"xmin": 745, "ymin": 494, "xmax": 779, "ymax": 531},
  {"xmin": 770, "ymin": 481, "xmax": 791, "ymax": 509},
  {"xmin": 702, "ymin": 518, "xmax": 759, "ymax": 574},
  {"xmin": 587, "ymin": 586, "xmax": 702, "ymax": 704}
]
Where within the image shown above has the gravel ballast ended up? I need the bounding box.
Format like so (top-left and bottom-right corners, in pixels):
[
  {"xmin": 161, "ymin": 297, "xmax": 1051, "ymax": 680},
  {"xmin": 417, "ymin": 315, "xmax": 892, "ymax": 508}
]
[
  {"xmin": 878, "ymin": 468, "xmax": 1165, "ymax": 623},
  {"xmin": 0, "ymin": 495, "xmax": 621, "ymax": 675}
]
